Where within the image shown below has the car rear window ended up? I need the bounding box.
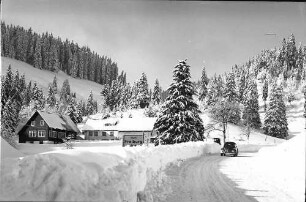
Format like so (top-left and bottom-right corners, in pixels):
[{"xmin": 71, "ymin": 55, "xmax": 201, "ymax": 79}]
[{"xmin": 224, "ymin": 142, "xmax": 236, "ymax": 147}]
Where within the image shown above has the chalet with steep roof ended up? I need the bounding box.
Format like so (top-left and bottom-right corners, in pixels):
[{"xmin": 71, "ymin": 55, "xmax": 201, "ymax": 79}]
[{"xmin": 18, "ymin": 111, "xmax": 80, "ymax": 144}]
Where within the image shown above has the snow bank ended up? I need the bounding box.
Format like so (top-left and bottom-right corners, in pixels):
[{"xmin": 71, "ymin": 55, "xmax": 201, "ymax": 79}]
[
  {"xmin": 0, "ymin": 137, "xmax": 24, "ymax": 159},
  {"xmin": 0, "ymin": 141, "xmax": 220, "ymax": 201}
]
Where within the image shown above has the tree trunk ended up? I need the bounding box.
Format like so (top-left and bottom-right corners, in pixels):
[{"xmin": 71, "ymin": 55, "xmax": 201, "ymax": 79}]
[{"xmin": 223, "ymin": 122, "xmax": 226, "ymax": 145}]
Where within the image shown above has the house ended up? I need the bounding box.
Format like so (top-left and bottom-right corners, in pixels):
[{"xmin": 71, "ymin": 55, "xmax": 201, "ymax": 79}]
[
  {"xmin": 18, "ymin": 111, "xmax": 80, "ymax": 144},
  {"xmin": 117, "ymin": 117, "xmax": 157, "ymax": 143},
  {"xmin": 80, "ymin": 117, "xmax": 157, "ymax": 143},
  {"xmin": 81, "ymin": 118, "xmax": 119, "ymax": 140}
]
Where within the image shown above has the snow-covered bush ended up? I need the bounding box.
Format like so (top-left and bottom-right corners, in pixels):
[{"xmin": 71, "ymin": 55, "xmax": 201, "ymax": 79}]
[{"xmin": 144, "ymin": 106, "xmax": 158, "ymax": 117}]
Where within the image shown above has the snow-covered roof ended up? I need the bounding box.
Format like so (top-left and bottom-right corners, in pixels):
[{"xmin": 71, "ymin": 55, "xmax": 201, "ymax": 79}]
[
  {"xmin": 118, "ymin": 117, "xmax": 157, "ymax": 132},
  {"xmin": 18, "ymin": 111, "xmax": 80, "ymax": 133},
  {"xmin": 81, "ymin": 117, "xmax": 157, "ymax": 132},
  {"xmin": 82, "ymin": 118, "xmax": 119, "ymax": 131}
]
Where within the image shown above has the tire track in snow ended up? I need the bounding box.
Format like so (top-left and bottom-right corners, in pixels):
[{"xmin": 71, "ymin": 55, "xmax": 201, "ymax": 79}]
[{"xmin": 156, "ymin": 154, "xmax": 257, "ymax": 202}]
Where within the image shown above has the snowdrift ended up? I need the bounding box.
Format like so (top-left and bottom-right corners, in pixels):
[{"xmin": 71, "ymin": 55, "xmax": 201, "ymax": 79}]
[
  {"xmin": 0, "ymin": 137, "xmax": 24, "ymax": 159},
  {"xmin": 0, "ymin": 141, "xmax": 220, "ymax": 201}
]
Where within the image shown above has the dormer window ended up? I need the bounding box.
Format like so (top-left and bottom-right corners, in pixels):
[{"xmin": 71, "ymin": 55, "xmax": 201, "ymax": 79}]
[
  {"xmin": 31, "ymin": 121, "xmax": 35, "ymax": 126},
  {"xmin": 40, "ymin": 120, "xmax": 44, "ymax": 126}
]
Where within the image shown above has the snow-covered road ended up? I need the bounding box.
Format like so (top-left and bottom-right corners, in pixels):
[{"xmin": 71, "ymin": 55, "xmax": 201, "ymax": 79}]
[{"xmin": 154, "ymin": 153, "xmax": 257, "ymax": 202}]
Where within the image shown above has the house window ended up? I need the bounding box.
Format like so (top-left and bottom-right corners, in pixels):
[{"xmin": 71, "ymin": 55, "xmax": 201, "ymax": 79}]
[
  {"xmin": 31, "ymin": 121, "xmax": 35, "ymax": 126},
  {"xmin": 102, "ymin": 131, "xmax": 106, "ymax": 136},
  {"xmin": 94, "ymin": 131, "xmax": 98, "ymax": 136},
  {"xmin": 52, "ymin": 131, "xmax": 57, "ymax": 138},
  {"xmin": 89, "ymin": 131, "xmax": 93, "ymax": 136},
  {"xmin": 29, "ymin": 130, "xmax": 36, "ymax": 137},
  {"xmin": 110, "ymin": 131, "xmax": 114, "ymax": 136},
  {"xmin": 40, "ymin": 120, "xmax": 44, "ymax": 126},
  {"xmin": 58, "ymin": 132, "xmax": 65, "ymax": 139},
  {"xmin": 49, "ymin": 130, "xmax": 52, "ymax": 137},
  {"xmin": 38, "ymin": 130, "xmax": 46, "ymax": 137}
]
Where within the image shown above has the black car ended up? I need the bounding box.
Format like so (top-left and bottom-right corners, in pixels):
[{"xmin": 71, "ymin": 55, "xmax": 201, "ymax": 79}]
[{"xmin": 220, "ymin": 142, "xmax": 238, "ymax": 157}]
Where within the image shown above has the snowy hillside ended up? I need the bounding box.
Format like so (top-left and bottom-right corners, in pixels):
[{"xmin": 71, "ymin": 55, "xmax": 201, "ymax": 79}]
[{"xmin": 1, "ymin": 57, "xmax": 104, "ymax": 101}]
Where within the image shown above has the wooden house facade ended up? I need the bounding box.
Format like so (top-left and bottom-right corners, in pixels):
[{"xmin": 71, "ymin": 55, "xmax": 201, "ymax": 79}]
[{"xmin": 18, "ymin": 111, "xmax": 80, "ymax": 144}]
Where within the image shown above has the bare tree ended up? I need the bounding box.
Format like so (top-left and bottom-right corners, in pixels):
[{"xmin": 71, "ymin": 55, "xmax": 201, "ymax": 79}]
[{"xmin": 206, "ymin": 99, "xmax": 240, "ymax": 145}]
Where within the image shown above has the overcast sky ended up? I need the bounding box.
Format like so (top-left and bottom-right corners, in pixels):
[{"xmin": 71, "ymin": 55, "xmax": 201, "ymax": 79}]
[{"xmin": 2, "ymin": 1, "xmax": 306, "ymax": 88}]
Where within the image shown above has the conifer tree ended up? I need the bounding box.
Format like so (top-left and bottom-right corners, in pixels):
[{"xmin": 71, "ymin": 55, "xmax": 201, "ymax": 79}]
[
  {"xmin": 48, "ymin": 41, "xmax": 59, "ymax": 72},
  {"xmin": 130, "ymin": 82, "xmax": 139, "ymax": 108},
  {"xmin": 86, "ymin": 91, "xmax": 95, "ymax": 115},
  {"xmin": 65, "ymin": 96, "xmax": 78, "ymax": 123},
  {"xmin": 52, "ymin": 75, "xmax": 58, "ymax": 94},
  {"xmin": 199, "ymin": 67, "xmax": 209, "ymax": 101},
  {"xmin": 206, "ymin": 79, "xmax": 218, "ymax": 106},
  {"xmin": 154, "ymin": 60, "xmax": 204, "ymax": 145},
  {"xmin": 60, "ymin": 79, "xmax": 71, "ymax": 104},
  {"xmin": 238, "ymin": 70, "xmax": 246, "ymax": 102},
  {"xmin": 1, "ymin": 99, "xmax": 19, "ymax": 147},
  {"xmin": 1, "ymin": 65, "xmax": 13, "ymax": 106},
  {"xmin": 262, "ymin": 79, "xmax": 269, "ymax": 111},
  {"xmin": 264, "ymin": 83, "xmax": 288, "ymax": 139},
  {"xmin": 152, "ymin": 79, "xmax": 161, "ymax": 105},
  {"xmin": 303, "ymin": 85, "xmax": 306, "ymax": 121},
  {"xmin": 76, "ymin": 101, "xmax": 84, "ymax": 123},
  {"xmin": 23, "ymin": 81, "xmax": 32, "ymax": 106},
  {"xmin": 137, "ymin": 72, "xmax": 150, "ymax": 108},
  {"xmin": 32, "ymin": 82, "xmax": 45, "ymax": 110},
  {"xmin": 46, "ymin": 84, "xmax": 56, "ymax": 107},
  {"xmin": 295, "ymin": 43, "xmax": 304, "ymax": 86},
  {"xmin": 101, "ymin": 80, "xmax": 121, "ymax": 111},
  {"xmin": 243, "ymin": 82, "xmax": 261, "ymax": 129},
  {"xmin": 286, "ymin": 34, "xmax": 297, "ymax": 71},
  {"xmin": 33, "ymin": 37, "xmax": 42, "ymax": 69},
  {"xmin": 224, "ymin": 72, "xmax": 237, "ymax": 102}
]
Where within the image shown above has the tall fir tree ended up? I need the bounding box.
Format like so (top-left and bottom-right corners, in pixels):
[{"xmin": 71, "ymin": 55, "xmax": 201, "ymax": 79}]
[
  {"xmin": 1, "ymin": 65, "xmax": 13, "ymax": 107},
  {"xmin": 263, "ymin": 83, "xmax": 288, "ymax": 139},
  {"xmin": 52, "ymin": 75, "xmax": 58, "ymax": 94},
  {"xmin": 262, "ymin": 79, "xmax": 269, "ymax": 111},
  {"xmin": 33, "ymin": 36, "xmax": 42, "ymax": 69},
  {"xmin": 154, "ymin": 60, "xmax": 204, "ymax": 145},
  {"xmin": 224, "ymin": 72, "xmax": 237, "ymax": 102},
  {"xmin": 206, "ymin": 78, "xmax": 218, "ymax": 106},
  {"xmin": 286, "ymin": 33, "xmax": 297, "ymax": 71},
  {"xmin": 1, "ymin": 99, "xmax": 19, "ymax": 147},
  {"xmin": 86, "ymin": 91, "xmax": 95, "ymax": 115},
  {"xmin": 60, "ymin": 79, "xmax": 71, "ymax": 104},
  {"xmin": 152, "ymin": 79, "xmax": 161, "ymax": 105},
  {"xmin": 75, "ymin": 101, "xmax": 84, "ymax": 123},
  {"xmin": 303, "ymin": 85, "xmax": 306, "ymax": 120},
  {"xmin": 101, "ymin": 80, "xmax": 121, "ymax": 111},
  {"xmin": 23, "ymin": 81, "xmax": 32, "ymax": 106},
  {"xmin": 32, "ymin": 82, "xmax": 45, "ymax": 110},
  {"xmin": 137, "ymin": 72, "xmax": 150, "ymax": 108},
  {"xmin": 46, "ymin": 84, "xmax": 56, "ymax": 108},
  {"xmin": 65, "ymin": 96, "xmax": 78, "ymax": 123},
  {"xmin": 242, "ymin": 82, "xmax": 261, "ymax": 129},
  {"xmin": 238, "ymin": 70, "xmax": 247, "ymax": 103},
  {"xmin": 199, "ymin": 67, "xmax": 209, "ymax": 101}
]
